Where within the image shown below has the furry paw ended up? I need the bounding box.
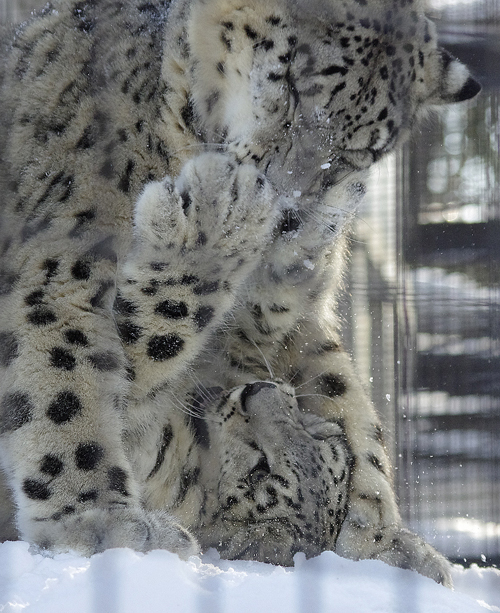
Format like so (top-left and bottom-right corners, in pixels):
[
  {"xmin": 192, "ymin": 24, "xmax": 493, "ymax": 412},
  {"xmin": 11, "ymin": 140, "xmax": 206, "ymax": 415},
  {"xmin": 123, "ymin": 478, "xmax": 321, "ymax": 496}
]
[
  {"xmin": 376, "ymin": 527, "xmax": 453, "ymax": 587},
  {"xmin": 336, "ymin": 522, "xmax": 452, "ymax": 587},
  {"xmin": 26, "ymin": 506, "xmax": 199, "ymax": 559},
  {"xmin": 133, "ymin": 152, "xmax": 278, "ymax": 277}
]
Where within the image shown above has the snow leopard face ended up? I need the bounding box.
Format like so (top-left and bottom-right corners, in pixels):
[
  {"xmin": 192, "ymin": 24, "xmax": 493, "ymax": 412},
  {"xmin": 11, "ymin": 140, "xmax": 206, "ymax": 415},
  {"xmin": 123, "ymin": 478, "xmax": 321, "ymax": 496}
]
[
  {"xmin": 186, "ymin": 0, "xmax": 480, "ymax": 198},
  {"xmin": 190, "ymin": 381, "xmax": 353, "ymax": 564}
]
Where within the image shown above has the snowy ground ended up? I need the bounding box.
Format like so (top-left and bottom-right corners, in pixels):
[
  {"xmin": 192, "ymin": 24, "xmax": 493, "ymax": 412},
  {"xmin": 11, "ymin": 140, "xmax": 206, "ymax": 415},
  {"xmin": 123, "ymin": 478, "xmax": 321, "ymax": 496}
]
[{"xmin": 1, "ymin": 541, "xmax": 499, "ymax": 613}]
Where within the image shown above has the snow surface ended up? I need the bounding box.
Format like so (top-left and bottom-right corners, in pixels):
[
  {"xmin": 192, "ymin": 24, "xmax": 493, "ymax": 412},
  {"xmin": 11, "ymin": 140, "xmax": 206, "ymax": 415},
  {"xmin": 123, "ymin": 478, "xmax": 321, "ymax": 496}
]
[{"xmin": 1, "ymin": 541, "xmax": 499, "ymax": 613}]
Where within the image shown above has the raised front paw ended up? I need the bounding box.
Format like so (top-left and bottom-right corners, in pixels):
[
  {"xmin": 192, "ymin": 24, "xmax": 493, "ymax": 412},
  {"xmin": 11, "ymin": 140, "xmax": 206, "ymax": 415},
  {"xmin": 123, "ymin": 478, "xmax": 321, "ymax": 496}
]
[
  {"xmin": 133, "ymin": 152, "xmax": 278, "ymax": 279},
  {"xmin": 25, "ymin": 506, "xmax": 199, "ymax": 558}
]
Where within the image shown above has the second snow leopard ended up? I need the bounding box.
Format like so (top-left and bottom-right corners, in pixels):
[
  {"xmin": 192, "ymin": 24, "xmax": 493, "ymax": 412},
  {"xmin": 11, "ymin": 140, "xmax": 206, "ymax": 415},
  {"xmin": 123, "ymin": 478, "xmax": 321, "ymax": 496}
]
[{"xmin": 0, "ymin": 0, "xmax": 480, "ymax": 586}]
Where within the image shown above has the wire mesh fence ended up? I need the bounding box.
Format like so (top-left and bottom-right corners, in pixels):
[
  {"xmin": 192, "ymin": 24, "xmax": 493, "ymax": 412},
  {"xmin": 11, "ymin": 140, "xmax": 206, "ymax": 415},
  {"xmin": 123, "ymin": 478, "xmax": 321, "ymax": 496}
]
[{"xmin": 343, "ymin": 0, "xmax": 500, "ymax": 567}]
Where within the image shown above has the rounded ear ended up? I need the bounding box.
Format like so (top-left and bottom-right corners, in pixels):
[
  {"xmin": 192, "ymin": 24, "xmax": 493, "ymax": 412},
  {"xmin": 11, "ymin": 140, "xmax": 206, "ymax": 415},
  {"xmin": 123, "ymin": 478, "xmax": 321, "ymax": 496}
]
[{"xmin": 428, "ymin": 48, "xmax": 481, "ymax": 105}]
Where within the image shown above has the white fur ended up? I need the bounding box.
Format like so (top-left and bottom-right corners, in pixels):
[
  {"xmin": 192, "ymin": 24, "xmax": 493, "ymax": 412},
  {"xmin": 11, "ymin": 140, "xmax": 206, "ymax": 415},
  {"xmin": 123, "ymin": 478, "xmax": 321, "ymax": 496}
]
[{"xmin": 0, "ymin": 0, "xmax": 478, "ymax": 584}]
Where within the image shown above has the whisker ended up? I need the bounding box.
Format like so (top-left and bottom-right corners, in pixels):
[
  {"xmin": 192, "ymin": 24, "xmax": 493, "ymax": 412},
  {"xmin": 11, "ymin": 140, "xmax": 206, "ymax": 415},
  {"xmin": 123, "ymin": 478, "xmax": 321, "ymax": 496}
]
[
  {"xmin": 170, "ymin": 385, "xmax": 224, "ymax": 424},
  {"xmin": 295, "ymin": 393, "xmax": 337, "ymax": 403},
  {"xmin": 301, "ymin": 198, "xmax": 371, "ymax": 233},
  {"xmin": 295, "ymin": 370, "xmax": 329, "ymax": 389},
  {"xmin": 167, "ymin": 391, "xmax": 206, "ymax": 420},
  {"xmin": 304, "ymin": 209, "xmax": 336, "ymax": 231},
  {"xmin": 190, "ymin": 372, "xmax": 222, "ymax": 404},
  {"xmin": 189, "ymin": 375, "xmax": 213, "ymax": 403},
  {"xmin": 249, "ymin": 338, "xmax": 274, "ymax": 380}
]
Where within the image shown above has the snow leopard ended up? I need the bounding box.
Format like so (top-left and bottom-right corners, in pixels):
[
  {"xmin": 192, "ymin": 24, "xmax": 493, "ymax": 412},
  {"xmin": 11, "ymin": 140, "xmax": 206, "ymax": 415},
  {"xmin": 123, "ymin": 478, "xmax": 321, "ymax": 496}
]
[{"xmin": 0, "ymin": 0, "xmax": 479, "ymax": 587}]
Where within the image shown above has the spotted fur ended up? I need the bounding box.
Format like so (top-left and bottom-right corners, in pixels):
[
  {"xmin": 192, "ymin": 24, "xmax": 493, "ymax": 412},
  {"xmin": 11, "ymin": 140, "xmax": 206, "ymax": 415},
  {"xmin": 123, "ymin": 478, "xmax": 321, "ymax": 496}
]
[{"xmin": 0, "ymin": 0, "xmax": 479, "ymax": 584}]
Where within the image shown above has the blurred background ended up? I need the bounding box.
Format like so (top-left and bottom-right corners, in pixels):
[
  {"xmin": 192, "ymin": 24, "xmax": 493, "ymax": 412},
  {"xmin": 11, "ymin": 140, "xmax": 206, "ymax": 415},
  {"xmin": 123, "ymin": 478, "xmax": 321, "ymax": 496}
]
[
  {"xmin": 340, "ymin": 0, "xmax": 500, "ymax": 568},
  {"xmin": 2, "ymin": 0, "xmax": 499, "ymax": 568}
]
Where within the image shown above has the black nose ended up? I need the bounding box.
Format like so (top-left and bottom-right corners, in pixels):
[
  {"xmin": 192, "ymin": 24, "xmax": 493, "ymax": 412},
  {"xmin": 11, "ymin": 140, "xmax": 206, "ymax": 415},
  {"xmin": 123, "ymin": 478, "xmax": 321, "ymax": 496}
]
[{"xmin": 240, "ymin": 382, "xmax": 277, "ymax": 412}]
